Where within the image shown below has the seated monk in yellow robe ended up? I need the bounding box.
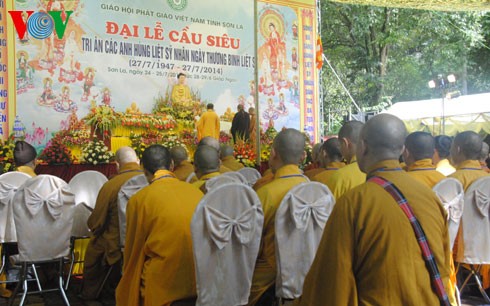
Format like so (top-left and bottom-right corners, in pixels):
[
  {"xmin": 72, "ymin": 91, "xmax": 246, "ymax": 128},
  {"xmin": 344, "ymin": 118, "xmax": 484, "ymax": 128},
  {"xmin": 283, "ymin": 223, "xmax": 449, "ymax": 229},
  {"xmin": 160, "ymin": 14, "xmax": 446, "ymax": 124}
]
[
  {"xmin": 248, "ymin": 129, "xmax": 308, "ymax": 305},
  {"xmin": 116, "ymin": 145, "xmax": 203, "ymax": 306},
  {"xmin": 220, "ymin": 145, "xmax": 244, "ymax": 171},
  {"xmin": 192, "ymin": 145, "xmax": 221, "ymax": 193},
  {"xmin": 170, "ymin": 146, "xmax": 194, "ymax": 181},
  {"xmin": 81, "ymin": 147, "xmax": 142, "ymax": 300},
  {"xmin": 312, "ymin": 137, "xmax": 345, "ymax": 184},
  {"xmin": 14, "ymin": 140, "xmax": 37, "ymax": 177},
  {"xmin": 253, "ymin": 168, "xmax": 273, "ymax": 191},
  {"xmin": 171, "ymin": 73, "xmax": 192, "ymax": 105},
  {"xmin": 403, "ymin": 132, "xmax": 445, "ymax": 188},
  {"xmin": 294, "ymin": 114, "xmax": 455, "ymax": 306},
  {"xmin": 304, "ymin": 143, "xmax": 324, "ymax": 179}
]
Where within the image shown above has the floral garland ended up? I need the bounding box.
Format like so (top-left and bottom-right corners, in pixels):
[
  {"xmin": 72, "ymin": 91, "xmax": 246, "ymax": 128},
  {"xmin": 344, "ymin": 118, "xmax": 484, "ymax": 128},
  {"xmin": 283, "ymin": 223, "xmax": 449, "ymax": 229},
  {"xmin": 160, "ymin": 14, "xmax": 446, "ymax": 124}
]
[
  {"xmin": 234, "ymin": 142, "xmax": 256, "ymax": 168},
  {"xmin": 39, "ymin": 138, "xmax": 73, "ymax": 165},
  {"xmin": 0, "ymin": 136, "xmax": 15, "ymax": 173},
  {"xmin": 81, "ymin": 139, "xmax": 114, "ymax": 165},
  {"xmin": 84, "ymin": 105, "xmax": 120, "ymax": 135}
]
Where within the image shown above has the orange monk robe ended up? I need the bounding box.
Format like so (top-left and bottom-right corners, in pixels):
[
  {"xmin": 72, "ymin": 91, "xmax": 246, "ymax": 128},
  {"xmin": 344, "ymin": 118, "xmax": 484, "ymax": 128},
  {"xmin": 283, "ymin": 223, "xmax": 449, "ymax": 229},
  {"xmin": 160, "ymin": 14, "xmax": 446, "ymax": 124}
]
[
  {"xmin": 17, "ymin": 166, "xmax": 37, "ymax": 177},
  {"xmin": 253, "ymin": 172, "xmax": 274, "ymax": 191},
  {"xmin": 173, "ymin": 160, "xmax": 195, "ymax": 181},
  {"xmin": 449, "ymin": 160, "xmax": 489, "ymax": 287},
  {"xmin": 221, "ymin": 155, "xmax": 244, "ymax": 171},
  {"xmin": 197, "ymin": 109, "xmax": 220, "ymax": 141},
  {"xmin": 480, "ymin": 161, "xmax": 490, "ymax": 173},
  {"xmin": 326, "ymin": 157, "xmax": 366, "ymax": 200},
  {"xmin": 312, "ymin": 161, "xmax": 346, "ymax": 185},
  {"xmin": 191, "ymin": 172, "xmax": 221, "ymax": 191},
  {"xmin": 248, "ymin": 165, "xmax": 308, "ymax": 305},
  {"xmin": 406, "ymin": 158, "xmax": 446, "ymax": 188},
  {"xmin": 304, "ymin": 167, "xmax": 324, "ymax": 180},
  {"xmin": 295, "ymin": 160, "xmax": 455, "ymax": 306},
  {"xmin": 116, "ymin": 170, "xmax": 203, "ymax": 306},
  {"xmin": 82, "ymin": 162, "xmax": 143, "ymax": 299},
  {"xmin": 220, "ymin": 164, "xmax": 232, "ymax": 173},
  {"xmin": 437, "ymin": 158, "xmax": 456, "ymax": 176}
]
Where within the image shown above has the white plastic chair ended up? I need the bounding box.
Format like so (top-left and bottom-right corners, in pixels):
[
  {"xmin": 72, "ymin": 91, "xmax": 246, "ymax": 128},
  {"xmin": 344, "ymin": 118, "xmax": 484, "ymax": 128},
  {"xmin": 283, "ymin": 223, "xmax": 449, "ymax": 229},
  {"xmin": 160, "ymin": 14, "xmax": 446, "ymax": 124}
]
[
  {"xmin": 66, "ymin": 171, "xmax": 108, "ymax": 288},
  {"xmin": 457, "ymin": 176, "xmax": 490, "ymax": 303},
  {"xmin": 275, "ymin": 182, "xmax": 335, "ymax": 301},
  {"xmin": 433, "ymin": 178, "xmax": 464, "ymax": 249},
  {"xmin": 117, "ymin": 174, "xmax": 148, "ymax": 248},
  {"xmin": 237, "ymin": 167, "xmax": 262, "ymax": 186},
  {"xmin": 10, "ymin": 175, "xmax": 75, "ymax": 306},
  {"xmin": 0, "ymin": 172, "xmax": 30, "ymax": 286},
  {"xmin": 191, "ymin": 183, "xmax": 264, "ymax": 306},
  {"xmin": 204, "ymin": 173, "xmax": 246, "ymax": 193}
]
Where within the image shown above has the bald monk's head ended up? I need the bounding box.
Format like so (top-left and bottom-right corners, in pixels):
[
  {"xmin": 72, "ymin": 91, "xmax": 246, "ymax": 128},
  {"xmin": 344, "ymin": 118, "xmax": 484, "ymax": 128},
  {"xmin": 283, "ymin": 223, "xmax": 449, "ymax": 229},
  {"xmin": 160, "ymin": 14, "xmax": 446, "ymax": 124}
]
[
  {"xmin": 338, "ymin": 120, "xmax": 364, "ymax": 163},
  {"xmin": 141, "ymin": 145, "xmax": 172, "ymax": 182},
  {"xmin": 403, "ymin": 132, "xmax": 435, "ymax": 166},
  {"xmin": 198, "ymin": 137, "xmax": 220, "ymax": 151},
  {"xmin": 357, "ymin": 114, "xmax": 407, "ymax": 173},
  {"xmin": 170, "ymin": 146, "xmax": 188, "ymax": 167},
  {"xmin": 115, "ymin": 146, "xmax": 139, "ymax": 169},
  {"xmin": 321, "ymin": 137, "xmax": 343, "ymax": 165},
  {"xmin": 481, "ymin": 142, "xmax": 489, "ymax": 163},
  {"xmin": 194, "ymin": 145, "xmax": 220, "ymax": 178},
  {"xmin": 451, "ymin": 131, "xmax": 483, "ymax": 167},
  {"xmin": 220, "ymin": 145, "xmax": 234, "ymax": 159},
  {"xmin": 311, "ymin": 143, "xmax": 323, "ymax": 166},
  {"xmin": 270, "ymin": 128, "xmax": 305, "ymax": 172}
]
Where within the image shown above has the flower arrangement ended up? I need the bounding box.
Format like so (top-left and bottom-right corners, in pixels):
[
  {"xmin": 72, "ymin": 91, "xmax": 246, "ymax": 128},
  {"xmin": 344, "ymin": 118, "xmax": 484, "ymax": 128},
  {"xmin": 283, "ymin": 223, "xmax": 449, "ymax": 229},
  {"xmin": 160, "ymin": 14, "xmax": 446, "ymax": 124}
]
[
  {"xmin": 130, "ymin": 131, "xmax": 165, "ymax": 159},
  {"xmin": 54, "ymin": 129, "xmax": 90, "ymax": 147},
  {"xmin": 302, "ymin": 132, "xmax": 314, "ymax": 169},
  {"xmin": 120, "ymin": 113, "xmax": 177, "ymax": 130},
  {"xmin": 0, "ymin": 136, "xmax": 15, "ymax": 173},
  {"xmin": 260, "ymin": 144, "xmax": 271, "ymax": 163},
  {"xmin": 219, "ymin": 131, "xmax": 232, "ymax": 145},
  {"xmin": 84, "ymin": 105, "xmax": 120, "ymax": 137},
  {"xmin": 180, "ymin": 129, "xmax": 197, "ymax": 146},
  {"xmin": 81, "ymin": 138, "xmax": 114, "ymax": 165},
  {"xmin": 161, "ymin": 133, "xmax": 185, "ymax": 150},
  {"xmin": 39, "ymin": 138, "xmax": 73, "ymax": 165},
  {"xmin": 234, "ymin": 142, "xmax": 256, "ymax": 168},
  {"xmin": 261, "ymin": 126, "xmax": 277, "ymax": 145}
]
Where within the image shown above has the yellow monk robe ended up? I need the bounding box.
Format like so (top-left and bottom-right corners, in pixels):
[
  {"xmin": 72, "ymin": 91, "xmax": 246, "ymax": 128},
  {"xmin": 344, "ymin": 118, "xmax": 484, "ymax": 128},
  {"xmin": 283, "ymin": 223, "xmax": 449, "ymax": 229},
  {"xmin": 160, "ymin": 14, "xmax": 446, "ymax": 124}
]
[
  {"xmin": 326, "ymin": 158, "xmax": 366, "ymax": 200},
  {"xmin": 220, "ymin": 164, "xmax": 232, "ymax": 173},
  {"xmin": 481, "ymin": 161, "xmax": 490, "ymax": 173},
  {"xmin": 437, "ymin": 158, "xmax": 456, "ymax": 176},
  {"xmin": 449, "ymin": 160, "xmax": 489, "ymax": 287},
  {"xmin": 16, "ymin": 166, "xmax": 36, "ymax": 177},
  {"xmin": 407, "ymin": 158, "xmax": 446, "ymax": 188},
  {"xmin": 192, "ymin": 172, "xmax": 221, "ymax": 192},
  {"xmin": 304, "ymin": 167, "xmax": 325, "ymax": 180},
  {"xmin": 248, "ymin": 165, "xmax": 308, "ymax": 305},
  {"xmin": 221, "ymin": 156, "xmax": 244, "ymax": 171},
  {"xmin": 81, "ymin": 162, "xmax": 143, "ymax": 299},
  {"xmin": 171, "ymin": 84, "xmax": 192, "ymax": 104},
  {"xmin": 116, "ymin": 170, "xmax": 203, "ymax": 306},
  {"xmin": 295, "ymin": 160, "xmax": 455, "ymax": 306},
  {"xmin": 197, "ymin": 109, "xmax": 220, "ymax": 141},
  {"xmin": 253, "ymin": 169, "xmax": 273, "ymax": 191},
  {"xmin": 173, "ymin": 160, "xmax": 195, "ymax": 181},
  {"xmin": 312, "ymin": 161, "xmax": 346, "ymax": 185}
]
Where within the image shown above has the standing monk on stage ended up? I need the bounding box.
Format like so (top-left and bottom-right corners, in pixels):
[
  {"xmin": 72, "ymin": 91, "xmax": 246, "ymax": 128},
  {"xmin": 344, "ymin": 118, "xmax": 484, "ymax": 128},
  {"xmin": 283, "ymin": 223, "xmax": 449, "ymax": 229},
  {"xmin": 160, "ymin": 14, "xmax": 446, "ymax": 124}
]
[
  {"xmin": 81, "ymin": 147, "xmax": 142, "ymax": 301},
  {"xmin": 197, "ymin": 103, "xmax": 220, "ymax": 141},
  {"xmin": 116, "ymin": 145, "xmax": 203, "ymax": 306},
  {"xmin": 295, "ymin": 114, "xmax": 454, "ymax": 306}
]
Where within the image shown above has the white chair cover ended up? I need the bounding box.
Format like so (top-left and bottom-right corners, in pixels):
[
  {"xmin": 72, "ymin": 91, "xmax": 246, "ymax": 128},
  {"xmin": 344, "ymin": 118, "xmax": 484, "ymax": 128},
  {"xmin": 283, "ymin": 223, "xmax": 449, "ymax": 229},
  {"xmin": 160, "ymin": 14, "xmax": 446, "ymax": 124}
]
[
  {"xmin": 0, "ymin": 172, "xmax": 31, "ymax": 243},
  {"xmin": 204, "ymin": 173, "xmax": 245, "ymax": 192},
  {"xmin": 117, "ymin": 174, "xmax": 148, "ymax": 247},
  {"xmin": 13, "ymin": 175, "xmax": 75, "ymax": 262},
  {"xmin": 237, "ymin": 167, "xmax": 262, "ymax": 186},
  {"xmin": 69, "ymin": 171, "xmax": 108, "ymax": 237},
  {"xmin": 433, "ymin": 178, "xmax": 464, "ymax": 249},
  {"xmin": 186, "ymin": 172, "xmax": 196, "ymax": 183},
  {"xmin": 191, "ymin": 183, "xmax": 264, "ymax": 306},
  {"xmin": 275, "ymin": 182, "xmax": 335, "ymax": 299},
  {"xmin": 458, "ymin": 176, "xmax": 490, "ymax": 264}
]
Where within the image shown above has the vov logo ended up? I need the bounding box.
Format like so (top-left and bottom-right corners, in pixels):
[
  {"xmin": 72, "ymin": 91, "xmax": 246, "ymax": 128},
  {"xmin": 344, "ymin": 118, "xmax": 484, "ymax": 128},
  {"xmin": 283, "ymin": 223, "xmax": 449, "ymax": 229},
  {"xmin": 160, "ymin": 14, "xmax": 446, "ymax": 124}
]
[{"xmin": 8, "ymin": 11, "xmax": 73, "ymax": 40}]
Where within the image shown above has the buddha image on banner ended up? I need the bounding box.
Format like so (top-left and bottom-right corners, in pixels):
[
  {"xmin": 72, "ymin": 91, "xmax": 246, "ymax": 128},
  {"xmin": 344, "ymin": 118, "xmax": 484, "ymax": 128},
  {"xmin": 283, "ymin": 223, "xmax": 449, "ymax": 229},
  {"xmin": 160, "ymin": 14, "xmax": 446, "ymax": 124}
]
[
  {"xmin": 257, "ymin": 3, "xmax": 300, "ymax": 132},
  {"xmin": 11, "ymin": 0, "xmax": 255, "ymax": 149}
]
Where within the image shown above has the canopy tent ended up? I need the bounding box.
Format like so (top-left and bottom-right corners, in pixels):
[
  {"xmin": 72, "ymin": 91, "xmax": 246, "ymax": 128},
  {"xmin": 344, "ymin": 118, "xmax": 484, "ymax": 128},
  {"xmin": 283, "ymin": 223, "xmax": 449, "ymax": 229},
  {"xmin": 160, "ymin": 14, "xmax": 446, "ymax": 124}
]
[
  {"xmin": 328, "ymin": 0, "xmax": 490, "ymax": 12},
  {"xmin": 383, "ymin": 92, "xmax": 490, "ymax": 135}
]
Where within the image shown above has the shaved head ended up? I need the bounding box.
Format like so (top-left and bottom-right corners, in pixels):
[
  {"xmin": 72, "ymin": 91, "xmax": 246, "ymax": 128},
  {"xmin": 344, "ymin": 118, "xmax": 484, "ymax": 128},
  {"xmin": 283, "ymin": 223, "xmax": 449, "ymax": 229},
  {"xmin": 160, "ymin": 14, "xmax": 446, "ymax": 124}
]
[
  {"xmin": 170, "ymin": 146, "xmax": 188, "ymax": 166},
  {"xmin": 358, "ymin": 114, "xmax": 407, "ymax": 172},
  {"xmin": 321, "ymin": 138, "xmax": 343, "ymax": 163},
  {"xmin": 115, "ymin": 146, "xmax": 139, "ymax": 165},
  {"xmin": 452, "ymin": 131, "xmax": 482, "ymax": 163},
  {"xmin": 481, "ymin": 142, "xmax": 489, "ymax": 162},
  {"xmin": 338, "ymin": 121, "xmax": 364, "ymax": 162},
  {"xmin": 311, "ymin": 143, "xmax": 322, "ymax": 163},
  {"xmin": 220, "ymin": 145, "xmax": 234, "ymax": 159},
  {"xmin": 272, "ymin": 128, "xmax": 305, "ymax": 166},
  {"xmin": 194, "ymin": 145, "xmax": 220, "ymax": 176},
  {"xmin": 405, "ymin": 132, "xmax": 435, "ymax": 162},
  {"xmin": 198, "ymin": 137, "xmax": 220, "ymax": 151}
]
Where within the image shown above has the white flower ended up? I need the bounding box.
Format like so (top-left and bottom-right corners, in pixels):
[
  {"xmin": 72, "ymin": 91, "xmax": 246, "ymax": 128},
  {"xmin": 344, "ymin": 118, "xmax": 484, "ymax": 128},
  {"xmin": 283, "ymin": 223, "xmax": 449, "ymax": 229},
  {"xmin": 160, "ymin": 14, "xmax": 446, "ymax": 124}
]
[
  {"xmin": 94, "ymin": 161, "xmax": 98, "ymax": 165},
  {"xmin": 88, "ymin": 158, "xmax": 93, "ymax": 162}
]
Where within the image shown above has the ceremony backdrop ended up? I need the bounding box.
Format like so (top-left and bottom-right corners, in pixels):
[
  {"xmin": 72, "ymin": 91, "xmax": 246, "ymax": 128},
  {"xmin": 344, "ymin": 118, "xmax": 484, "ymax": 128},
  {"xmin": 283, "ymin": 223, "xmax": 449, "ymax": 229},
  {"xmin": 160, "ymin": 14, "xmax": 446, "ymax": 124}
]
[{"xmin": 1, "ymin": 0, "xmax": 319, "ymax": 150}]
